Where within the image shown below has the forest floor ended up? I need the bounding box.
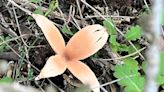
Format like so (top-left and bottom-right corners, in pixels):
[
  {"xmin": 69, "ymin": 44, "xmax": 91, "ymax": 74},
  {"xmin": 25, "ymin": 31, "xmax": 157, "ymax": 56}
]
[{"xmin": 0, "ymin": 0, "xmax": 161, "ymax": 92}]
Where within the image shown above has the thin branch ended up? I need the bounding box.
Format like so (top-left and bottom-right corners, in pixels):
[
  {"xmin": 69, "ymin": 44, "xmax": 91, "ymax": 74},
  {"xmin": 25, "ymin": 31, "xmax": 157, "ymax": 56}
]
[
  {"xmin": 92, "ymin": 74, "xmax": 137, "ymax": 90},
  {"xmin": 76, "ymin": 0, "xmax": 84, "ymax": 19},
  {"xmin": 7, "ymin": 0, "xmax": 32, "ymax": 15},
  {"xmin": 144, "ymin": 0, "xmax": 162, "ymax": 92},
  {"xmin": 96, "ymin": 47, "xmax": 146, "ymax": 61},
  {"xmin": 143, "ymin": 0, "xmax": 150, "ymax": 11}
]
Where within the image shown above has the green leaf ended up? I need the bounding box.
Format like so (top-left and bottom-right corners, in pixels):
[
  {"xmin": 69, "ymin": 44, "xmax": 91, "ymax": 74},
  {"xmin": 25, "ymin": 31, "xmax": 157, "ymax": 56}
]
[
  {"xmin": 28, "ymin": 7, "xmax": 43, "ymax": 20},
  {"xmin": 157, "ymin": 76, "xmax": 164, "ymax": 85},
  {"xmin": 0, "ymin": 77, "xmax": 13, "ymax": 84},
  {"xmin": 157, "ymin": 52, "xmax": 164, "ymax": 85},
  {"xmin": 61, "ymin": 25, "xmax": 73, "ymax": 36},
  {"xmin": 125, "ymin": 25, "xmax": 142, "ymax": 41},
  {"xmin": 103, "ymin": 18, "xmax": 120, "ymax": 52},
  {"xmin": 161, "ymin": 7, "xmax": 164, "ymax": 25},
  {"xmin": 110, "ymin": 44, "xmax": 119, "ymax": 52},
  {"xmin": 128, "ymin": 44, "xmax": 141, "ymax": 55},
  {"xmin": 33, "ymin": 7, "xmax": 44, "ymax": 15},
  {"xmin": 160, "ymin": 90, "xmax": 164, "ymax": 92},
  {"xmin": 142, "ymin": 52, "xmax": 164, "ymax": 86},
  {"xmin": 141, "ymin": 61, "xmax": 147, "ymax": 73},
  {"xmin": 45, "ymin": 0, "xmax": 58, "ymax": 16},
  {"xmin": 109, "ymin": 35, "xmax": 120, "ymax": 52},
  {"xmin": 28, "ymin": 68, "xmax": 34, "ymax": 80},
  {"xmin": 29, "ymin": 0, "xmax": 41, "ymax": 3},
  {"xmin": 162, "ymin": 84, "xmax": 164, "ymax": 89},
  {"xmin": 0, "ymin": 35, "xmax": 10, "ymax": 52},
  {"xmin": 0, "ymin": 36, "xmax": 5, "ymax": 52},
  {"xmin": 109, "ymin": 35, "xmax": 119, "ymax": 45},
  {"xmin": 4, "ymin": 36, "xmax": 11, "ymax": 51},
  {"xmin": 159, "ymin": 52, "xmax": 164, "ymax": 75},
  {"xmin": 118, "ymin": 44, "xmax": 129, "ymax": 52},
  {"xmin": 114, "ymin": 58, "xmax": 145, "ymax": 92},
  {"xmin": 103, "ymin": 18, "xmax": 117, "ymax": 35}
]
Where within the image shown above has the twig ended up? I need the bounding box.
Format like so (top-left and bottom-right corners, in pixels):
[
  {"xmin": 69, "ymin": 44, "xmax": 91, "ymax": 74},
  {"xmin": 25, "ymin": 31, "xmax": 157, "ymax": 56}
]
[
  {"xmin": 10, "ymin": 0, "xmax": 66, "ymax": 20},
  {"xmin": 93, "ymin": 74, "xmax": 137, "ymax": 90},
  {"xmin": 0, "ymin": 34, "xmax": 33, "ymax": 46},
  {"xmin": 144, "ymin": 0, "xmax": 162, "ymax": 92},
  {"xmin": 143, "ymin": 0, "xmax": 150, "ymax": 12},
  {"xmin": 7, "ymin": 0, "xmax": 32, "ymax": 15},
  {"xmin": 96, "ymin": 47, "xmax": 146, "ymax": 61},
  {"xmin": 72, "ymin": 15, "xmax": 81, "ymax": 30},
  {"xmin": 0, "ymin": 24, "xmax": 17, "ymax": 37},
  {"xmin": 76, "ymin": 0, "xmax": 83, "ymax": 19},
  {"xmin": 0, "ymin": 36, "xmax": 39, "ymax": 72},
  {"xmin": 102, "ymin": 0, "xmax": 108, "ymax": 7},
  {"xmin": 11, "ymin": 4, "xmax": 30, "ymax": 60},
  {"xmin": 85, "ymin": 15, "xmax": 136, "ymax": 19},
  {"xmin": 63, "ymin": 74, "xmax": 82, "ymax": 87},
  {"xmin": 66, "ymin": 5, "xmax": 73, "ymax": 24},
  {"xmin": 0, "ymin": 13, "xmax": 18, "ymax": 37}
]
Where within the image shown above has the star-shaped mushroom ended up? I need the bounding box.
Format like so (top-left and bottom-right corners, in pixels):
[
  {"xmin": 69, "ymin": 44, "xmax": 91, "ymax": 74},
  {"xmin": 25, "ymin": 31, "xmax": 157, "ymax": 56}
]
[{"xmin": 32, "ymin": 14, "xmax": 108, "ymax": 92}]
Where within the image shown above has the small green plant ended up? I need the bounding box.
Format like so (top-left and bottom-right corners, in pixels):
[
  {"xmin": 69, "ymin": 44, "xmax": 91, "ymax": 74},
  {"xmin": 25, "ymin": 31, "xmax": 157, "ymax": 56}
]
[
  {"xmin": 160, "ymin": 7, "xmax": 164, "ymax": 25},
  {"xmin": 30, "ymin": 0, "xmax": 58, "ymax": 16},
  {"xmin": 125, "ymin": 25, "xmax": 142, "ymax": 41},
  {"xmin": 103, "ymin": 18, "xmax": 117, "ymax": 35},
  {"xmin": 114, "ymin": 58, "xmax": 145, "ymax": 92},
  {"xmin": 28, "ymin": 0, "xmax": 58, "ymax": 20},
  {"xmin": 61, "ymin": 25, "xmax": 74, "ymax": 36},
  {"xmin": 142, "ymin": 52, "xmax": 164, "ymax": 90},
  {"xmin": 103, "ymin": 18, "xmax": 119, "ymax": 52},
  {"xmin": 0, "ymin": 35, "xmax": 11, "ymax": 52},
  {"xmin": 103, "ymin": 18, "xmax": 164, "ymax": 91},
  {"xmin": 29, "ymin": 0, "xmax": 43, "ymax": 14},
  {"xmin": 154, "ymin": 52, "xmax": 164, "ymax": 85},
  {"xmin": 29, "ymin": 0, "xmax": 41, "ymax": 3},
  {"xmin": 103, "ymin": 19, "xmax": 142, "ymax": 52},
  {"xmin": 28, "ymin": 68, "xmax": 34, "ymax": 80},
  {"xmin": 103, "ymin": 19, "xmax": 145, "ymax": 92},
  {"xmin": 0, "ymin": 77, "xmax": 13, "ymax": 84},
  {"xmin": 157, "ymin": 52, "xmax": 164, "ymax": 88},
  {"xmin": 44, "ymin": 0, "xmax": 58, "ymax": 16}
]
